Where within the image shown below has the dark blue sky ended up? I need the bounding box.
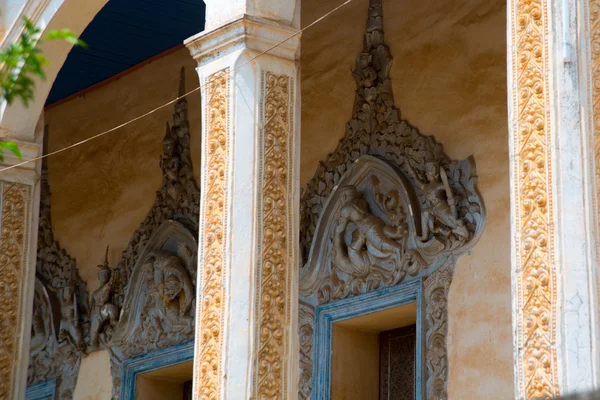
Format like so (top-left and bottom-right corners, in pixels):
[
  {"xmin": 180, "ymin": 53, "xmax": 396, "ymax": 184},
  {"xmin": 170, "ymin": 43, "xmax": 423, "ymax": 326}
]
[{"xmin": 46, "ymin": 0, "xmax": 205, "ymax": 105}]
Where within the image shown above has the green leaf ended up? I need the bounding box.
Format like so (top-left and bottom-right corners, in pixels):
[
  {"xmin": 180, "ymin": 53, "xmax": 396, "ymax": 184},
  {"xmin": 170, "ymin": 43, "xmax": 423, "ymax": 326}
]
[
  {"xmin": 46, "ymin": 29, "xmax": 87, "ymax": 48},
  {"xmin": 0, "ymin": 140, "xmax": 22, "ymax": 159}
]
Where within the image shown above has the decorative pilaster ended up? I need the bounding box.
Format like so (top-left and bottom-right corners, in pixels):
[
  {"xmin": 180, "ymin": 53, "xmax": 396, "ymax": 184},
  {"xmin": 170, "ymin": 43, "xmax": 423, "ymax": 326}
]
[
  {"xmin": 195, "ymin": 68, "xmax": 230, "ymax": 399},
  {"xmin": 589, "ymin": 0, "xmax": 600, "ymax": 328},
  {"xmin": 511, "ymin": 0, "xmax": 600, "ymax": 396},
  {"xmin": 186, "ymin": 13, "xmax": 300, "ymax": 400},
  {"xmin": 0, "ymin": 181, "xmax": 32, "ymax": 398},
  {"xmin": 509, "ymin": 0, "xmax": 559, "ymax": 396},
  {"xmin": 255, "ymin": 71, "xmax": 294, "ymax": 398},
  {"xmin": 0, "ymin": 136, "xmax": 41, "ymax": 399}
]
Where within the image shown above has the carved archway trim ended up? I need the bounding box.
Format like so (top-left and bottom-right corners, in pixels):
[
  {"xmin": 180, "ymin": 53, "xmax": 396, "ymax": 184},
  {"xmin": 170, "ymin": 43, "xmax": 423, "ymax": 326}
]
[{"xmin": 311, "ymin": 278, "xmax": 423, "ymax": 399}]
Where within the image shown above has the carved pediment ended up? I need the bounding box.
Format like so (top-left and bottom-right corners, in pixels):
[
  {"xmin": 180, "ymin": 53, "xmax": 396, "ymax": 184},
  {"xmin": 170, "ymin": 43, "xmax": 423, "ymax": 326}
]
[
  {"xmin": 298, "ymin": 1, "xmax": 486, "ymax": 399},
  {"xmin": 112, "ymin": 220, "xmax": 197, "ymax": 351},
  {"xmin": 82, "ymin": 68, "xmax": 201, "ymax": 400},
  {"xmin": 299, "ymin": 0, "xmax": 485, "ymax": 269},
  {"xmin": 301, "ymin": 155, "xmax": 428, "ymax": 302}
]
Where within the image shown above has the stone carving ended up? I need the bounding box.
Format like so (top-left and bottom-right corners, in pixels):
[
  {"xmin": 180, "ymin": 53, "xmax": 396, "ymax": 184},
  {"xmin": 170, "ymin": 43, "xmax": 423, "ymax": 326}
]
[
  {"xmin": 27, "ymin": 138, "xmax": 90, "ymax": 400},
  {"xmin": 90, "ymin": 247, "xmax": 119, "ymax": 349},
  {"xmin": 333, "ymin": 184, "xmax": 407, "ymax": 278},
  {"xmin": 423, "ymin": 262, "xmax": 452, "ymax": 400},
  {"xmin": 117, "ymin": 67, "xmax": 199, "ymax": 292},
  {"xmin": 301, "ymin": 156, "xmax": 429, "ymax": 305},
  {"xmin": 109, "ymin": 220, "xmax": 197, "ymax": 384},
  {"xmin": 406, "ymin": 161, "xmax": 468, "ymax": 243},
  {"xmin": 99, "ymin": 68, "xmax": 201, "ymax": 400},
  {"xmin": 144, "ymin": 250, "xmax": 194, "ymax": 327},
  {"xmin": 253, "ymin": 71, "xmax": 294, "ymax": 399},
  {"xmin": 30, "ymin": 279, "xmax": 55, "ymax": 355},
  {"xmin": 195, "ymin": 68, "xmax": 229, "ymax": 400},
  {"xmin": 510, "ymin": 0, "xmax": 559, "ymax": 397},
  {"xmin": 298, "ymin": 0, "xmax": 484, "ymax": 398},
  {"xmin": 298, "ymin": 301, "xmax": 315, "ymax": 400},
  {"xmin": 299, "ymin": 0, "xmax": 483, "ymax": 267}
]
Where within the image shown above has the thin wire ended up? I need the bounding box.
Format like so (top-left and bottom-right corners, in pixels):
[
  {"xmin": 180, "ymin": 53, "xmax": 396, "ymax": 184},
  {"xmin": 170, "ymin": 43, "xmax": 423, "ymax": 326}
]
[{"xmin": 0, "ymin": 0, "xmax": 355, "ymax": 174}]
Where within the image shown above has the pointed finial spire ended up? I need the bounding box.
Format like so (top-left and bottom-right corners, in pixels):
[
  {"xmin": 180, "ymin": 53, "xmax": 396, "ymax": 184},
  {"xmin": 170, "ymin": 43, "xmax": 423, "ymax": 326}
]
[
  {"xmin": 104, "ymin": 245, "xmax": 109, "ymax": 268},
  {"xmin": 179, "ymin": 67, "xmax": 186, "ymax": 98}
]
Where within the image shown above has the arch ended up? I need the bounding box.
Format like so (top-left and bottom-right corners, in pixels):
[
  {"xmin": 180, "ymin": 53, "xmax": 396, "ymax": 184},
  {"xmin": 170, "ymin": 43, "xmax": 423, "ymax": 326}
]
[{"xmin": 0, "ymin": 0, "xmax": 109, "ymax": 140}]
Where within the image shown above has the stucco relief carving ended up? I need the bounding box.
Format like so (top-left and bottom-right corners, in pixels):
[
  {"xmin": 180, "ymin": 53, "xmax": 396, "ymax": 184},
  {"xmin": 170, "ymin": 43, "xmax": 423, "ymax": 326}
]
[
  {"xmin": 100, "ymin": 68, "xmax": 200, "ymax": 400},
  {"xmin": 510, "ymin": 0, "xmax": 559, "ymax": 397},
  {"xmin": 28, "ymin": 148, "xmax": 89, "ymax": 400},
  {"xmin": 0, "ymin": 181, "xmax": 30, "ymax": 399},
  {"xmin": 90, "ymin": 248, "xmax": 119, "ymax": 350},
  {"xmin": 423, "ymin": 261, "xmax": 452, "ymax": 400},
  {"xmin": 195, "ymin": 68, "xmax": 229, "ymax": 400},
  {"xmin": 27, "ymin": 69, "xmax": 200, "ymax": 399},
  {"xmin": 299, "ymin": 0, "xmax": 484, "ymax": 398},
  {"xmin": 300, "ymin": 0, "xmax": 483, "ymax": 269},
  {"xmin": 253, "ymin": 71, "xmax": 294, "ymax": 399}
]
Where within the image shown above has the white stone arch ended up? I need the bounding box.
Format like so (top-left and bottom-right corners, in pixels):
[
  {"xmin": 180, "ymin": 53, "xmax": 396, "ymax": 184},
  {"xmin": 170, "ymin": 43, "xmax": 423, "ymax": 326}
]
[
  {"xmin": 0, "ymin": 0, "xmax": 109, "ymax": 140},
  {"xmin": 0, "ymin": 3, "xmax": 109, "ymax": 398}
]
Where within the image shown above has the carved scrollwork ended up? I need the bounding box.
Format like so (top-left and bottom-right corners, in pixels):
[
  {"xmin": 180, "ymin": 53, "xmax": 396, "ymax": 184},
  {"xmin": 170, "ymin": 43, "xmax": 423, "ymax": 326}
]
[{"xmin": 423, "ymin": 262, "xmax": 452, "ymax": 400}]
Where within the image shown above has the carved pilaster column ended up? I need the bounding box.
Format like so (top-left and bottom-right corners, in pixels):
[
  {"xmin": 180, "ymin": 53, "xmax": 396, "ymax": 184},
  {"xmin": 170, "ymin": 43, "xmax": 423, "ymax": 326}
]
[
  {"xmin": 185, "ymin": 11, "xmax": 300, "ymax": 399},
  {"xmin": 0, "ymin": 134, "xmax": 41, "ymax": 399},
  {"xmin": 510, "ymin": 0, "xmax": 600, "ymax": 397}
]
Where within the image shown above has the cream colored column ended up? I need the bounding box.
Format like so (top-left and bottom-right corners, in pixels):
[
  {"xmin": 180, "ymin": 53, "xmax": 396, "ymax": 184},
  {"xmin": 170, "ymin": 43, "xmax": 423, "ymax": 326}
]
[
  {"xmin": 510, "ymin": 0, "xmax": 600, "ymax": 397},
  {"xmin": 185, "ymin": 3, "xmax": 300, "ymax": 398},
  {"xmin": 0, "ymin": 130, "xmax": 41, "ymax": 399}
]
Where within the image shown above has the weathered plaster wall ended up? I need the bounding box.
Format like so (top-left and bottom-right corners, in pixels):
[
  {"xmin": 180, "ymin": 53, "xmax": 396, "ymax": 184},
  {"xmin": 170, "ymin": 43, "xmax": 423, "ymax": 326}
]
[
  {"xmin": 44, "ymin": 47, "xmax": 200, "ymax": 398},
  {"xmin": 331, "ymin": 325, "xmax": 379, "ymax": 400},
  {"xmin": 301, "ymin": 0, "xmax": 512, "ymax": 398},
  {"xmin": 45, "ymin": 47, "xmax": 200, "ymax": 293},
  {"xmin": 73, "ymin": 351, "xmax": 112, "ymax": 400}
]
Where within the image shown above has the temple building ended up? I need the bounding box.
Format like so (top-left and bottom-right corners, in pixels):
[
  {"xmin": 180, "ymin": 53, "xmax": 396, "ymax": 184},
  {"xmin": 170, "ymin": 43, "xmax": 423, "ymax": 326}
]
[{"xmin": 0, "ymin": 0, "xmax": 598, "ymax": 399}]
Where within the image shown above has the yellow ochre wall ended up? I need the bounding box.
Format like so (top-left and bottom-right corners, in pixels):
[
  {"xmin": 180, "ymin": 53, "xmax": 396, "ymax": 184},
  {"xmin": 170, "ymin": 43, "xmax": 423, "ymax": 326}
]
[
  {"xmin": 301, "ymin": 0, "xmax": 512, "ymax": 398},
  {"xmin": 45, "ymin": 0, "xmax": 511, "ymax": 396},
  {"xmin": 44, "ymin": 47, "xmax": 200, "ymax": 399}
]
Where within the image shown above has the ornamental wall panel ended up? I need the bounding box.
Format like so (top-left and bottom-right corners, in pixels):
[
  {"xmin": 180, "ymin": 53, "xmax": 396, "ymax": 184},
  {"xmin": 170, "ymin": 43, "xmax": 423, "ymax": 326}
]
[
  {"xmin": 0, "ymin": 181, "xmax": 32, "ymax": 399},
  {"xmin": 195, "ymin": 68, "xmax": 230, "ymax": 400},
  {"xmin": 508, "ymin": 0, "xmax": 559, "ymax": 397},
  {"xmin": 254, "ymin": 71, "xmax": 295, "ymax": 398}
]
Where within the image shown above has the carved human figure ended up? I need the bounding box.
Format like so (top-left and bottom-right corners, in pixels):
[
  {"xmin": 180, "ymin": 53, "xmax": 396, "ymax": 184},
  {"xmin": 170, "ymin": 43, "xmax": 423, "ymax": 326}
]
[
  {"xmin": 90, "ymin": 249, "xmax": 119, "ymax": 348},
  {"xmin": 160, "ymin": 133, "xmax": 180, "ymax": 183},
  {"xmin": 58, "ymin": 286, "xmax": 84, "ymax": 350},
  {"xmin": 333, "ymin": 185, "xmax": 405, "ymax": 277},
  {"xmin": 406, "ymin": 162, "xmax": 469, "ymax": 241},
  {"xmin": 143, "ymin": 251, "xmax": 193, "ymax": 325}
]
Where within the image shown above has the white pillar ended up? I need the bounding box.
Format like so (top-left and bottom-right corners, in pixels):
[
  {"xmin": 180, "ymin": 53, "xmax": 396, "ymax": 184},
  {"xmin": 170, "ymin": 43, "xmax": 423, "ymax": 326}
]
[
  {"xmin": 0, "ymin": 127, "xmax": 42, "ymax": 399},
  {"xmin": 185, "ymin": 4, "xmax": 300, "ymax": 398},
  {"xmin": 509, "ymin": 0, "xmax": 600, "ymax": 397}
]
